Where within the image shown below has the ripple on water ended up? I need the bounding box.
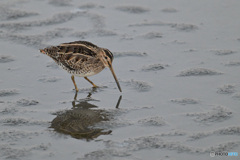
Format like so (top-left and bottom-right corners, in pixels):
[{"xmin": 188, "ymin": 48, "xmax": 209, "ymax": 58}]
[
  {"xmin": 0, "ymin": 55, "xmax": 15, "ymax": 63},
  {"xmin": 0, "ymin": 107, "xmax": 18, "ymax": 115},
  {"xmin": 79, "ymin": 3, "xmax": 100, "ymax": 9},
  {"xmin": 217, "ymin": 84, "xmax": 236, "ymax": 94},
  {"xmin": 0, "ymin": 28, "xmax": 72, "ymax": 48},
  {"xmin": 139, "ymin": 32, "xmax": 162, "ymax": 39},
  {"xmin": 128, "ymin": 21, "xmax": 198, "ymax": 32},
  {"xmin": 0, "ymin": 11, "xmax": 85, "ymax": 30},
  {"xmin": 232, "ymin": 92, "xmax": 240, "ymax": 100},
  {"xmin": 138, "ymin": 116, "xmax": 166, "ymax": 126},
  {"xmin": 189, "ymin": 126, "xmax": 240, "ymax": 140},
  {"xmin": 0, "ymin": 130, "xmax": 41, "ymax": 142},
  {"xmin": 71, "ymin": 29, "xmax": 117, "ymax": 39},
  {"xmin": 185, "ymin": 106, "xmax": 232, "ymax": 123},
  {"xmin": 177, "ymin": 68, "xmax": 223, "ymax": 76},
  {"xmin": 161, "ymin": 8, "xmax": 178, "ymax": 13},
  {"xmin": 0, "ymin": 143, "xmax": 50, "ymax": 159},
  {"xmin": 48, "ymin": 0, "xmax": 72, "ymax": 6},
  {"xmin": 115, "ymin": 5, "xmax": 150, "ymax": 14},
  {"xmin": 141, "ymin": 64, "xmax": 165, "ymax": 71},
  {"xmin": 211, "ymin": 50, "xmax": 237, "ymax": 55},
  {"xmin": 113, "ymin": 51, "xmax": 147, "ymax": 58},
  {"xmin": 78, "ymin": 135, "xmax": 240, "ymax": 159},
  {"xmin": 16, "ymin": 98, "xmax": 39, "ymax": 106},
  {"xmin": 0, "ymin": 117, "xmax": 48, "ymax": 126},
  {"xmin": 224, "ymin": 61, "xmax": 240, "ymax": 66},
  {"xmin": 173, "ymin": 23, "xmax": 198, "ymax": 32},
  {"xmin": 0, "ymin": 89, "xmax": 19, "ymax": 97},
  {"xmin": 122, "ymin": 79, "xmax": 152, "ymax": 92},
  {"xmin": 170, "ymin": 98, "xmax": 200, "ymax": 105},
  {"xmin": 0, "ymin": 6, "xmax": 38, "ymax": 20},
  {"xmin": 38, "ymin": 77, "xmax": 61, "ymax": 83}
]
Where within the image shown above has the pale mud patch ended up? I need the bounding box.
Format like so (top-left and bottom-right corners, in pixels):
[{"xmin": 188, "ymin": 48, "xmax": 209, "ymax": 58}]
[
  {"xmin": 121, "ymin": 79, "xmax": 152, "ymax": 92},
  {"xmin": 141, "ymin": 64, "xmax": 166, "ymax": 71},
  {"xmin": 0, "ymin": 55, "xmax": 15, "ymax": 63},
  {"xmin": 188, "ymin": 126, "xmax": 240, "ymax": 140},
  {"xmin": 0, "ymin": 89, "xmax": 19, "ymax": 97},
  {"xmin": 16, "ymin": 98, "xmax": 39, "ymax": 106},
  {"xmin": 210, "ymin": 50, "xmax": 237, "ymax": 55},
  {"xmin": 217, "ymin": 84, "xmax": 236, "ymax": 94},
  {"xmin": 113, "ymin": 51, "xmax": 147, "ymax": 58},
  {"xmin": 138, "ymin": 116, "xmax": 166, "ymax": 126},
  {"xmin": 170, "ymin": 98, "xmax": 200, "ymax": 105},
  {"xmin": 115, "ymin": 5, "xmax": 150, "ymax": 14},
  {"xmin": 177, "ymin": 68, "xmax": 223, "ymax": 76},
  {"xmin": 184, "ymin": 106, "xmax": 232, "ymax": 123}
]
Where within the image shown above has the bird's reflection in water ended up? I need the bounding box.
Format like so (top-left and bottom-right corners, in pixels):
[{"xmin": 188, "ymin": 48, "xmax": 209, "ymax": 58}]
[{"xmin": 50, "ymin": 89, "xmax": 122, "ymax": 141}]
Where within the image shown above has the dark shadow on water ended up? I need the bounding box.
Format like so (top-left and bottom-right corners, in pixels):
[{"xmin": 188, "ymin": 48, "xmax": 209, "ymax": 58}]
[{"xmin": 50, "ymin": 89, "xmax": 122, "ymax": 141}]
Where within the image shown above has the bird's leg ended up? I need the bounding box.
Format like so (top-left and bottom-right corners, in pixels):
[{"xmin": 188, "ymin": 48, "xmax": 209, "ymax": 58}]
[
  {"xmin": 74, "ymin": 91, "xmax": 78, "ymax": 100},
  {"xmin": 84, "ymin": 77, "xmax": 98, "ymax": 88},
  {"xmin": 71, "ymin": 75, "xmax": 79, "ymax": 92}
]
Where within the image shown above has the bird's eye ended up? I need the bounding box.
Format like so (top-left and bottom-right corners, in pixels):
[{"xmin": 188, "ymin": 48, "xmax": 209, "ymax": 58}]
[{"xmin": 105, "ymin": 57, "xmax": 108, "ymax": 59}]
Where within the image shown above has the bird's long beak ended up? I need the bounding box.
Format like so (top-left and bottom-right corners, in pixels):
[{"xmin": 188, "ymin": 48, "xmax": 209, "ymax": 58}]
[{"xmin": 108, "ymin": 62, "xmax": 122, "ymax": 92}]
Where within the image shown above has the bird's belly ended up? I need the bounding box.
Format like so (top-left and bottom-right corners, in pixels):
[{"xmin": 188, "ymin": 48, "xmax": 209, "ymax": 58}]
[
  {"xmin": 73, "ymin": 71, "xmax": 98, "ymax": 77},
  {"xmin": 57, "ymin": 62, "xmax": 105, "ymax": 77}
]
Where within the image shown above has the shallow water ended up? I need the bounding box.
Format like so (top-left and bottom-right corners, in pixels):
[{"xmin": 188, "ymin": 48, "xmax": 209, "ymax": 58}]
[{"xmin": 1, "ymin": 0, "xmax": 240, "ymax": 160}]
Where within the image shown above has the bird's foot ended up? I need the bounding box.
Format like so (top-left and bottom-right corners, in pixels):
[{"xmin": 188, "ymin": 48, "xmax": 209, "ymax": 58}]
[{"xmin": 92, "ymin": 84, "xmax": 98, "ymax": 88}]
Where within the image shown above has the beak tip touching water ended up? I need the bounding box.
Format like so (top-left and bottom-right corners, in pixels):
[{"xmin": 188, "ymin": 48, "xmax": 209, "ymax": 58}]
[{"xmin": 109, "ymin": 64, "xmax": 122, "ymax": 92}]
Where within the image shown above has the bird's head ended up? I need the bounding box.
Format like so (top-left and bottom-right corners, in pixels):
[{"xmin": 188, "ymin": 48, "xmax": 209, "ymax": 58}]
[{"xmin": 100, "ymin": 48, "xmax": 122, "ymax": 92}]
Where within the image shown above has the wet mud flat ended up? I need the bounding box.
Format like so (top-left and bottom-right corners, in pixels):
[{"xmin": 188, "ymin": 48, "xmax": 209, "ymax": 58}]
[{"xmin": 0, "ymin": 0, "xmax": 240, "ymax": 160}]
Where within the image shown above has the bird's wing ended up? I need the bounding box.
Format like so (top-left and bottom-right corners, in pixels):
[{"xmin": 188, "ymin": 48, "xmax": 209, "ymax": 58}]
[{"xmin": 40, "ymin": 42, "xmax": 103, "ymax": 71}]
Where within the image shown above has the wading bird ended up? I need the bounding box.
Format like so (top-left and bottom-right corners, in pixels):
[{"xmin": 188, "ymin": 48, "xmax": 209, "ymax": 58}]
[{"xmin": 40, "ymin": 41, "xmax": 122, "ymax": 92}]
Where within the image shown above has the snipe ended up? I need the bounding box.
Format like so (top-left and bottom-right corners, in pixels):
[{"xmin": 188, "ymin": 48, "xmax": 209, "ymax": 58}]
[{"xmin": 40, "ymin": 41, "xmax": 122, "ymax": 92}]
